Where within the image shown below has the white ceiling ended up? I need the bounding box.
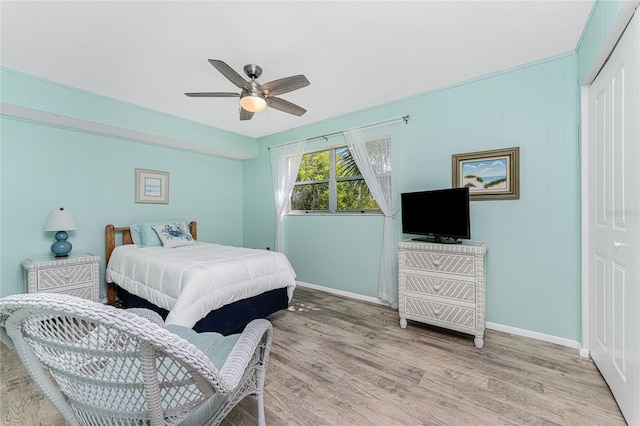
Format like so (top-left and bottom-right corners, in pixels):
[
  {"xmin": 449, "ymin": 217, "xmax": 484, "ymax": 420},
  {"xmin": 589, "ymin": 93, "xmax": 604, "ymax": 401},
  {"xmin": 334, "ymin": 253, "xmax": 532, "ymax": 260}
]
[{"xmin": 1, "ymin": 1, "xmax": 594, "ymax": 139}]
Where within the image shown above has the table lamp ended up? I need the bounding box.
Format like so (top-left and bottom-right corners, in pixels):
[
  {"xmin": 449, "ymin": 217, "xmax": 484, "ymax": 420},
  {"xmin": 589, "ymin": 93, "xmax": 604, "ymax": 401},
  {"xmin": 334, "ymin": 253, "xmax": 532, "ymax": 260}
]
[{"xmin": 45, "ymin": 207, "xmax": 77, "ymax": 257}]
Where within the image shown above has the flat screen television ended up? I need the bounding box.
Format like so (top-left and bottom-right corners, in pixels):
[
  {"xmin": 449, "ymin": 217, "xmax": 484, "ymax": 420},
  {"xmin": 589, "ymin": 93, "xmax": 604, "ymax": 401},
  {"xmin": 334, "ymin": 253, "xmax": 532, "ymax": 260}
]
[{"xmin": 401, "ymin": 187, "xmax": 470, "ymax": 243}]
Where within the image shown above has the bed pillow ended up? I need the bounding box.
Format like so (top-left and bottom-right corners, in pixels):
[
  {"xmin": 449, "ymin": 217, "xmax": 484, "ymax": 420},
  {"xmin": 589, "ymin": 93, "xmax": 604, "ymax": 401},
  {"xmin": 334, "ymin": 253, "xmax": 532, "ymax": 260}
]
[
  {"xmin": 134, "ymin": 220, "xmax": 186, "ymax": 247},
  {"xmin": 152, "ymin": 222, "xmax": 197, "ymax": 248},
  {"xmin": 130, "ymin": 223, "xmax": 143, "ymax": 246},
  {"xmin": 138, "ymin": 221, "xmax": 166, "ymax": 247}
]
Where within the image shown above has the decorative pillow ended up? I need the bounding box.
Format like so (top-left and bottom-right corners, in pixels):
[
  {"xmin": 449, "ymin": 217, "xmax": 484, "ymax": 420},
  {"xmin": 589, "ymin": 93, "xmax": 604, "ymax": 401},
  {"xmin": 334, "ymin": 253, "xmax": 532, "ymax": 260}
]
[{"xmin": 152, "ymin": 222, "xmax": 197, "ymax": 248}]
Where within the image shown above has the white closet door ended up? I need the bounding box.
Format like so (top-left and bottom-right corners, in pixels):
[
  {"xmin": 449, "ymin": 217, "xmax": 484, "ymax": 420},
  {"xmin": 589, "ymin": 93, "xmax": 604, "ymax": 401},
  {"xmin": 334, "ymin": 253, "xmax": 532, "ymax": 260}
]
[{"xmin": 588, "ymin": 11, "xmax": 640, "ymax": 426}]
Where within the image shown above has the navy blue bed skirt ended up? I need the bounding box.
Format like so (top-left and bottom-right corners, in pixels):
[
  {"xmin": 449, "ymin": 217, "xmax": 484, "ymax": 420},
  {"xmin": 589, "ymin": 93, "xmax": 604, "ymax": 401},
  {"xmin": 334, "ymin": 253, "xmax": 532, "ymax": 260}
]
[{"xmin": 116, "ymin": 286, "xmax": 289, "ymax": 335}]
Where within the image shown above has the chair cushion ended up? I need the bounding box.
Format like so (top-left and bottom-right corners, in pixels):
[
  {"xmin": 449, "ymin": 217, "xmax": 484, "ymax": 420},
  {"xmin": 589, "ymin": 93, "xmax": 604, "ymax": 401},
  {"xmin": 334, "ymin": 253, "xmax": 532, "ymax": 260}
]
[
  {"xmin": 164, "ymin": 325, "xmax": 242, "ymax": 425},
  {"xmin": 164, "ymin": 325, "xmax": 240, "ymax": 373}
]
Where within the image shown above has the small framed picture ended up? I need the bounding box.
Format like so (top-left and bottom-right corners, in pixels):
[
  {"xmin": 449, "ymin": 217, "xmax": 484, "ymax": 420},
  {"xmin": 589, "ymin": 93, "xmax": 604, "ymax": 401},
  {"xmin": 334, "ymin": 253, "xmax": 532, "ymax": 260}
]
[
  {"xmin": 452, "ymin": 147, "xmax": 520, "ymax": 200},
  {"xmin": 135, "ymin": 168, "xmax": 169, "ymax": 204}
]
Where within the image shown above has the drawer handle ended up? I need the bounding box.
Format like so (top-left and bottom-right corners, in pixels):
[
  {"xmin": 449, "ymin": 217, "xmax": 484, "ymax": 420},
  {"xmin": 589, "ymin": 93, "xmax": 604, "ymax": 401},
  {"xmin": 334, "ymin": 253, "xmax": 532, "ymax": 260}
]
[
  {"xmin": 433, "ymin": 260, "xmax": 440, "ymax": 267},
  {"xmin": 433, "ymin": 309, "xmax": 441, "ymax": 316},
  {"xmin": 433, "ymin": 285, "xmax": 441, "ymax": 292}
]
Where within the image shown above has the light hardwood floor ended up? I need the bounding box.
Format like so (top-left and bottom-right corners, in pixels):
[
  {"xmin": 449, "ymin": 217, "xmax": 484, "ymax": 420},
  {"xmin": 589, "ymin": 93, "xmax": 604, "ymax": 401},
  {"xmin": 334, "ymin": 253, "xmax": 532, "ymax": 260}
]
[{"xmin": 1, "ymin": 286, "xmax": 626, "ymax": 425}]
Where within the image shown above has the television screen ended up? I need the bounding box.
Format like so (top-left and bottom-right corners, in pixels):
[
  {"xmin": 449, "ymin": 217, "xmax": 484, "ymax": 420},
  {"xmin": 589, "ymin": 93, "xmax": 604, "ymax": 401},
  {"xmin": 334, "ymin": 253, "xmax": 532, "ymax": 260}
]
[{"xmin": 401, "ymin": 187, "xmax": 470, "ymax": 242}]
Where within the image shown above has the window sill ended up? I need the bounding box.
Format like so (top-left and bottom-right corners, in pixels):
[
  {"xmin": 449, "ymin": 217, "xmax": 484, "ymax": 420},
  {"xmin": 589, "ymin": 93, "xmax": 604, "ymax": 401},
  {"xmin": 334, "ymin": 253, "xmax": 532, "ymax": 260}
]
[{"xmin": 287, "ymin": 211, "xmax": 383, "ymax": 216}]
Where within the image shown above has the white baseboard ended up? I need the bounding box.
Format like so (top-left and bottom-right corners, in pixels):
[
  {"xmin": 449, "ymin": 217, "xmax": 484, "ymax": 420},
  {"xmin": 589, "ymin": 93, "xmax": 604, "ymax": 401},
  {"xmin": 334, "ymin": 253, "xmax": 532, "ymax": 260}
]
[
  {"xmin": 295, "ymin": 281, "xmax": 389, "ymax": 306},
  {"xmin": 486, "ymin": 322, "xmax": 588, "ymax": 356},
  {"xmin": 296, "ymin": 281, "xmax": 588, "ymax": 356}
]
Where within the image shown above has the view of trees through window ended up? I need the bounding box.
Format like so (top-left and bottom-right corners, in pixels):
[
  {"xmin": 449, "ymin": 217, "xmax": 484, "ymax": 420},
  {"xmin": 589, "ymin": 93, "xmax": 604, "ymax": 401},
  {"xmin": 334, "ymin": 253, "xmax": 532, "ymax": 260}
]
[{"xmin": 290, "ymin": 146, "xmax": 380, "ymax": 212}]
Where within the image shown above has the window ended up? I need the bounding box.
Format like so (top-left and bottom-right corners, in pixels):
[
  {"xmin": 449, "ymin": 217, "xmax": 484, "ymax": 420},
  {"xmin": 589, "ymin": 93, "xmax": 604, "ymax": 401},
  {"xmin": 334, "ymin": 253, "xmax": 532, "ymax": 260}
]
[{"xmin": 290, "ymin": 146, "xmax": 380, "ymax": 213}]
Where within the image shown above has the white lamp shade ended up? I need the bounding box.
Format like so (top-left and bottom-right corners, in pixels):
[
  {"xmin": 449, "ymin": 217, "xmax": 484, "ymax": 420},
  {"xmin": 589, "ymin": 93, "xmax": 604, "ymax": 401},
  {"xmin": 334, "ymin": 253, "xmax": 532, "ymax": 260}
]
[
  {"xmin": 45, "ymin": 208, "xmax": 78, "ymax": 231},
  {"xmin": 240, "ymin": 95, "xmax": 267, "ymax": 113}
]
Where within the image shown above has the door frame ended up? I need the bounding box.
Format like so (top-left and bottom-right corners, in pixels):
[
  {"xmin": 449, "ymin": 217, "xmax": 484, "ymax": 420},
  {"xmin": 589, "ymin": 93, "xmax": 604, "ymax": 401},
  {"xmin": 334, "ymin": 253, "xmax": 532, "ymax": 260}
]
[{"xmin": 580, "ymin": 1, "xmax": 639, "ymax": 357}]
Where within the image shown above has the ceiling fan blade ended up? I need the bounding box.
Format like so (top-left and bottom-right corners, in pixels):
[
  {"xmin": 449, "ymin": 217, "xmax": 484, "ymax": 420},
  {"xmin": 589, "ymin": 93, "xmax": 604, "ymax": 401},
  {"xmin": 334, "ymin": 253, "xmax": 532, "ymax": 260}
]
[
  {"xmin": 261, "ymin": 75, "xmax": 310, "ymax": 96},
  {"xmin": 184, "ymin": 92, "xmax": 239, "ymax": 97},
  {"xmin": 240, "ymin": 107, "xmax": 254, "ymax": 121},
  {"xmin": 208, "ymin": 59, "xmax": 251, "ymax": 91},
  {"xmin": 267, "ymin": 96, "xmax": 307, "ymax": 116}
]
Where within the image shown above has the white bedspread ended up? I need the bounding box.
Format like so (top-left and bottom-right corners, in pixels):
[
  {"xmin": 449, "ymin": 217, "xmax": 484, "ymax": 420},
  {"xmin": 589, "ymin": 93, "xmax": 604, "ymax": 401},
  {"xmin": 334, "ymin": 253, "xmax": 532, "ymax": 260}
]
[{"xmin": 106, "ymin": 242, "xmax": 296, "ymax": 328}]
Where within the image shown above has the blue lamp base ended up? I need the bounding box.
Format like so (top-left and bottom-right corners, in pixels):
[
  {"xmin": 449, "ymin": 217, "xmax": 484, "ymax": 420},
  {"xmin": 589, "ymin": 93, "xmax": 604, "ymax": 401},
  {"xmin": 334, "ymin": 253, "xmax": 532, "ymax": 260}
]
[{"xmin": 51, "ymin": 231, "xmax": 72, "ymax": 258}]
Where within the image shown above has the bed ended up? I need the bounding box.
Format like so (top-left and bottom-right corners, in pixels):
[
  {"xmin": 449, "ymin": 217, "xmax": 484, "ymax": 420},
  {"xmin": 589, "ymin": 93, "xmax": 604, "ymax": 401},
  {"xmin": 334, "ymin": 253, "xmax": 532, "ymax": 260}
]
[{"xmin": 105, "ymin": 221, "xmax": 296, "ymax": 335}]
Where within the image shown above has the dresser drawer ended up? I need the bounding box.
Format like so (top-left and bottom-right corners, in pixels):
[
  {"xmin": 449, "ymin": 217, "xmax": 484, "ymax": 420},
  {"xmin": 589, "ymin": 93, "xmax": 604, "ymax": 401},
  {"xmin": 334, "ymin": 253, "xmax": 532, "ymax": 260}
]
[
  {"xmin": 404, "ymin": 251, "xmax": 475, "ymax": 277},
  {"xmin": 52, "ymin": 284, "xmax": 97, "ymax": 301},
  {"xmin": 404, "ymin": 274, "xmax": 475, "ymax": 303},
  {"xmin": 36, "ymin": 264, "xmax": 94, "ymax": 291},
  {"xmin": 404, "ymin": 296, "xmax": 475, "ymax": 329}
]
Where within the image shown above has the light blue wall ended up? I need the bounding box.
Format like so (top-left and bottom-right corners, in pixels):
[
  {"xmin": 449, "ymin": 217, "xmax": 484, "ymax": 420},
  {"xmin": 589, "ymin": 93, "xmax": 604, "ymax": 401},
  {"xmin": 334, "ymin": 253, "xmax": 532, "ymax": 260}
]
[
  {"xmin": 244, "ymin": 111, "xmax": 396, "ymax": 299},
  {"xmin": 576, "ymin": 0, "xmax": 627, "ymax": 83},
  {"xmin": 1, "ymin": 68, "xmax": 256, "ymax": 158},
  {"xmin": 1, "ymin": 69, "xmax": 253, "ymax": 299},
  {"xmin": 244, "ymin": 53, "xmax": 581, "ymax": 340}
]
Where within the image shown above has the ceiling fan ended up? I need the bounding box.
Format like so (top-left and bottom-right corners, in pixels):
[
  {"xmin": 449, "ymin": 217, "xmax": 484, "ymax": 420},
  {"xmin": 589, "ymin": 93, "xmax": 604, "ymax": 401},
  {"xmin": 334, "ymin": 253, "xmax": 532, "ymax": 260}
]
[{"xmin": 185, "ymin": 59, "xmax": 310, "ymax": 121}]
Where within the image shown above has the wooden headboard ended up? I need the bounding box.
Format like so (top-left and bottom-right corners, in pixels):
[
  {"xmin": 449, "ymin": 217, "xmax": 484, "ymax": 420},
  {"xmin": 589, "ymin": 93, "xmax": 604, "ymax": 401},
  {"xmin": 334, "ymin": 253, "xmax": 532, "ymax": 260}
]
[{"xmin": 104, "ymin": 221, "xmax": 197, "ymax": 304}]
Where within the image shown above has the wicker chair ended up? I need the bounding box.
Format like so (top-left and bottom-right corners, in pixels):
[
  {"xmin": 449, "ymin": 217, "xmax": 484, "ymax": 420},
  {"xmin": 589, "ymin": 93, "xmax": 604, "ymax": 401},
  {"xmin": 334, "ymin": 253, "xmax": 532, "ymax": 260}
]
[{"xmin": 0, "ymin": 292, "xmax": 273, "ymax": 425}]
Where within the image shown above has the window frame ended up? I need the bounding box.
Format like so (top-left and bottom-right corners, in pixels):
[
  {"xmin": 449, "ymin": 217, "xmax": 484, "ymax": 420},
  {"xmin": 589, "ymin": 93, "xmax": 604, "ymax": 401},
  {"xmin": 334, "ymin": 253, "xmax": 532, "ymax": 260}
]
[{"xmin": 288, "ymin": 145, "xmax": 382, "ymax": 215}]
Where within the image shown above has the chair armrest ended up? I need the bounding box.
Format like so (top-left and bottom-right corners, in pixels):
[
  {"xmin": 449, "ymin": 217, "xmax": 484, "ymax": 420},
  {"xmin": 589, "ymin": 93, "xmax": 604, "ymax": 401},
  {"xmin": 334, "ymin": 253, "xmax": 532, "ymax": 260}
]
[
  {"xmin": 0, "ymin": 323, "xmax": 15, "ymax": 350},
  {"xmin": 219, "ymin": 319, "xmax": 273, "ymax": 389}
]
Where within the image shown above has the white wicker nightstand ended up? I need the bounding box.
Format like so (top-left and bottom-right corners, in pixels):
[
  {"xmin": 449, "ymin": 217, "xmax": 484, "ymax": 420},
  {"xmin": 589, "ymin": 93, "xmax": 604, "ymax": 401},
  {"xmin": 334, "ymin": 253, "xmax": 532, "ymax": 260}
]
[{"xmin": 22, "ymin": 253, "xmax": 101, "ymax": 302}]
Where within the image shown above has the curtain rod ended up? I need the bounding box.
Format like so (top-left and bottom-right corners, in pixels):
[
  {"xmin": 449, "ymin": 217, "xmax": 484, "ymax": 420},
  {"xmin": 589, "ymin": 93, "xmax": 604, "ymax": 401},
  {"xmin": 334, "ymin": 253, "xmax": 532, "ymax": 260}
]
[{"xmin": 268, "ymin": 114, "xmax": 410, "ymax": 150}]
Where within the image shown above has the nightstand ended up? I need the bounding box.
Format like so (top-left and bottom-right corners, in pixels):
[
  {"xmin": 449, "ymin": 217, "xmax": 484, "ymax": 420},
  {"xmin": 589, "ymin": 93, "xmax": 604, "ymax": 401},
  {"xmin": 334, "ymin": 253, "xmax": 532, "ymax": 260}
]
[{"xmin": 22, "ymin": 253, "xmax": 101, "ymax": 302}]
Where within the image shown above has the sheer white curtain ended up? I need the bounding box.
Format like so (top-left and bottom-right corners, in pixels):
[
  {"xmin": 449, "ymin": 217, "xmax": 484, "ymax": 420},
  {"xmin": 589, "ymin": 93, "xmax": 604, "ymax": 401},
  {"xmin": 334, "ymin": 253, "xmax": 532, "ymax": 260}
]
[
  {"xmin": 344, "ymin": 121, "xmax": 403, "ymax": 308},
  {"xmin": 269, "ymin": 140, "xmax": 307, "ymax": 252}
]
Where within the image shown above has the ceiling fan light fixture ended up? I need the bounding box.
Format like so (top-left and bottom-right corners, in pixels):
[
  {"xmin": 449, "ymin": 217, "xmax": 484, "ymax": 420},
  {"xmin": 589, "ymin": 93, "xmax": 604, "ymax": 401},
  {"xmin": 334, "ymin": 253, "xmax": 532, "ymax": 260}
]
[
  {"xmin": 240, "ymin": 93, "xmax": 267, "ymax": 113},
  {"xmin": 186, "ymin": 60, "xmax": 309, "ymax": 120}
]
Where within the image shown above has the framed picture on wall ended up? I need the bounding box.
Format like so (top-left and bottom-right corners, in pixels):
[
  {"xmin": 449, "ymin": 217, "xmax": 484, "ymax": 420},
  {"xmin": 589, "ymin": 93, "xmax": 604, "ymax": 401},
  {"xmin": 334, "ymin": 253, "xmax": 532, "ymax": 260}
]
[
  {"xmin": 452, "ymin": 147, "xmax": 520, "ymax": 200},
  {"xmin": 135, "ymin": 168, "xmax": 169, "ymax": 204}
]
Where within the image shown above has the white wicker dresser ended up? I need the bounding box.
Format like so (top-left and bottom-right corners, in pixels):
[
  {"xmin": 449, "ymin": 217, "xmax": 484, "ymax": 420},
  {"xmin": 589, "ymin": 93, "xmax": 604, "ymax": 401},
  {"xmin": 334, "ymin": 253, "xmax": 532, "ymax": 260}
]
[
  {"xmin": 398, "ymin": 239, "xmax": 487, "ymax": 348},
  {"xmin": 22, "ymin": 253, "xmax": 101, "ymax": 302}
]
